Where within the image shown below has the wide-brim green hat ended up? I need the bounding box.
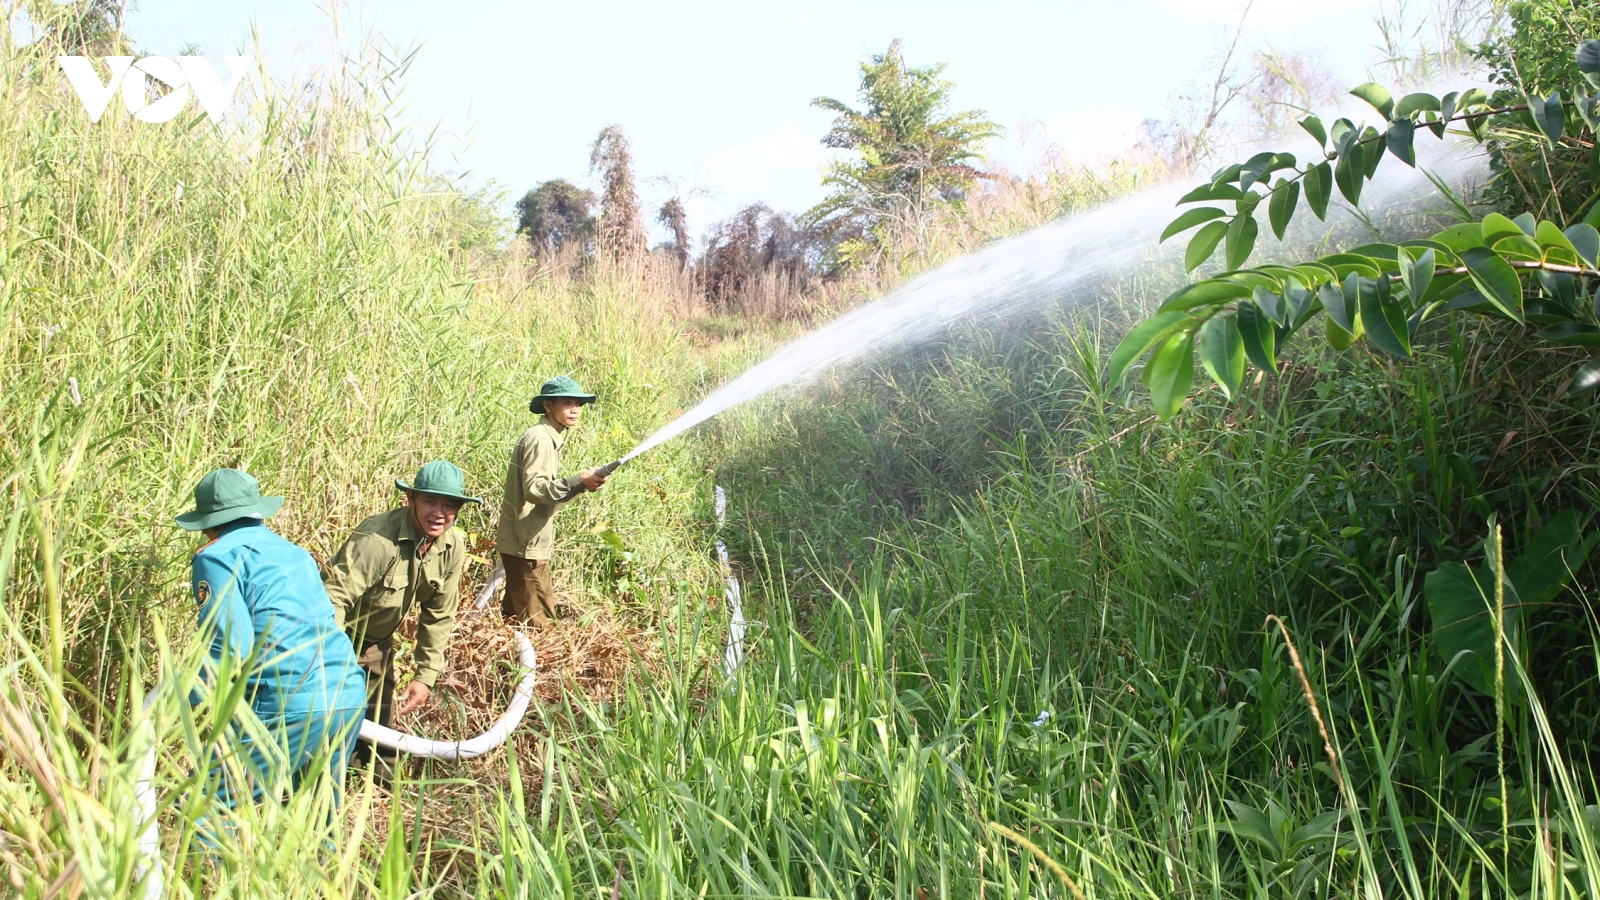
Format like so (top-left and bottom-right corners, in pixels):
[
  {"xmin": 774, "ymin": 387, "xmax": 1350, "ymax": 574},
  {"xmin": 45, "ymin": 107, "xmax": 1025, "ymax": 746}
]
[
  {"xmin": 395, "ymin": 460, "xmax": 482, "ymax": 505},
  {"xmin": 175, "ymin": 468, "xmax": 284, "ymax": 531},
  {"xmin": 529, "ymin": 374, "xmax": 596, "ymax": 413}
]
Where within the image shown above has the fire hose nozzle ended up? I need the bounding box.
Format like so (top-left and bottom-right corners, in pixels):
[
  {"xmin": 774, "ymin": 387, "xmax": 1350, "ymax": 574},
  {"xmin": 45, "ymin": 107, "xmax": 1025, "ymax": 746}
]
[{"xmin": 596, "ymin": 460, "xmax": 623, "ymax": 478}]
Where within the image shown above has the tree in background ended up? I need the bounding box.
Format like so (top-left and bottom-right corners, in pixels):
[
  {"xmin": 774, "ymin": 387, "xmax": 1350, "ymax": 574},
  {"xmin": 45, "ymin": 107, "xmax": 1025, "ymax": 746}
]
[
  {"xmin": 515, "ymin": 179, "xmax": 596, "ymax": 258},
  {"xmin": 29, "ymin": 0, "xmax": 129, "ymax": 54},
  {"xmin": 656, "ymin": 197, "xmax": 691, "ymax": 269},
  {"xmin": 590, "ymin": 125, "xmax": 648, "ymax": 261},
  {"xmin": 701, "ymin": 203, "xmax": 813, "ymax": 315},
  {"xmin": 805, "ymin": 40, "xmax": 1000, "ymax": 271}
]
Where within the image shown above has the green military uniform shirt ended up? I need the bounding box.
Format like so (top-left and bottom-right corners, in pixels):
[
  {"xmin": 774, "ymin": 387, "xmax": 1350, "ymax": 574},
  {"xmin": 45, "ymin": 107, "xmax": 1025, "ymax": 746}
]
[
  {"xmin": 496, "ymin": 416, "xmax": 587, "ymax": 560},
  {"xmin": 322, "ymin": 506, "xmax": 464, "ymax": 688}
]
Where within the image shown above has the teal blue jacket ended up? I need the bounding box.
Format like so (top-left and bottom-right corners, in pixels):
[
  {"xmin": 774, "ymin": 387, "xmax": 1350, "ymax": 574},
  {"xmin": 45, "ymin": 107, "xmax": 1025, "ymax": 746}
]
[{"xmin": 191, "ymin": 521, "xmax": 367, "ymax": 726}]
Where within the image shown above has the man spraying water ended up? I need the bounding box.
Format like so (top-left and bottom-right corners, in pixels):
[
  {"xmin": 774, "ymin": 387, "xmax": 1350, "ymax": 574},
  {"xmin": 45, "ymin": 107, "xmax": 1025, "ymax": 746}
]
[{"xmin": 497, "ymin": 376, "xmax": 611, "ymax": 626}]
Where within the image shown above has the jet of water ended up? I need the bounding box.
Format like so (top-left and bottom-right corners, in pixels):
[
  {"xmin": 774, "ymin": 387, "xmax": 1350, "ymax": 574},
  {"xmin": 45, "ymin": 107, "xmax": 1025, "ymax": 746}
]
[{"xmin": 621, "ymin": 139, "xmax": 1486, "ymax": 464}]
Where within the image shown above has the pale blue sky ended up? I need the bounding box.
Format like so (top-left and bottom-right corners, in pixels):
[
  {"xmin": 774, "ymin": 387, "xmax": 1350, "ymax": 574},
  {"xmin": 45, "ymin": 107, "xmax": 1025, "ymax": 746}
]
[{"xmin": 124, "ymin": 0, "xmax": 1402, "ymax": 241}]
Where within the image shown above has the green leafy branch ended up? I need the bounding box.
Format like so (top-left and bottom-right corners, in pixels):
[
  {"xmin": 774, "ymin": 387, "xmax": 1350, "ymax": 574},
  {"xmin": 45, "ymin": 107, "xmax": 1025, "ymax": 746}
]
[
  {"xmin": 1110, "ymin": 40, "xmax": 1600, "ymax": 420},
  {"xmin": 1161, "ymin": 40, "xmax": 1600, "ymax": 276},
  {"xmin": 1109, "ymin": 210, "xmax": 1600, "ymax": 419}
]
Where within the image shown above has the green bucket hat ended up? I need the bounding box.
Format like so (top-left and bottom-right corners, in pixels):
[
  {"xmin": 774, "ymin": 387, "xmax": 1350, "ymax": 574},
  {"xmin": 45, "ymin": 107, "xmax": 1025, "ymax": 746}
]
[
  {"xmin": 175, "ymin": 468, "xmax": 284, "ymax": 531},
  {"xmin": 529, "ymin": 375, "xmax": 596, "ymax": 414},
  {"xmin": 395, "ymin": 460, "xmax": 483, "ymax": 505}
]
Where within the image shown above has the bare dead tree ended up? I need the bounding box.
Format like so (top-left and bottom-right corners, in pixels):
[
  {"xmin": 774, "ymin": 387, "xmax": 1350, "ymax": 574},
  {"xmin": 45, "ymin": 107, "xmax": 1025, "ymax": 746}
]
[
  {"xmin": 589, "ymin": 125, "xmax": 648, "ymax": 261},
  {"xmin": 656, "ymin": 197, "xmax": 690, "ymax": 269}
]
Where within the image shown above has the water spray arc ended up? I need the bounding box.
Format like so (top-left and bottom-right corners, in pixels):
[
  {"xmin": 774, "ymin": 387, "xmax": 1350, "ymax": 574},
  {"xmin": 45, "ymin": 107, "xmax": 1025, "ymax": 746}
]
[{"xmin": 618, "ymin": 137, "xmax": 1486, "ymax": 463}]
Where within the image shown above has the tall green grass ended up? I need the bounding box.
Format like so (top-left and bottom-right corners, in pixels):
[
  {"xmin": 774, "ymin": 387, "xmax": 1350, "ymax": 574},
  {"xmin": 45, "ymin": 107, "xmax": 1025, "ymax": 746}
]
[{"xmin": 0, "ymin": 14, "xmax": 749, "ymax": 897}]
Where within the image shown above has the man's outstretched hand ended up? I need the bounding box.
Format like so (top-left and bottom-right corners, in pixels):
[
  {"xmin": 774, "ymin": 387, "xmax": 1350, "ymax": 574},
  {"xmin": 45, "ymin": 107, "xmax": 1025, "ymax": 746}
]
[
  {"xmin": 581, "ymin": 467, "xmax": 609, "ymax": 492},
  {"xmin": 396, "ymin": 680, "xmax": 432, "ymax": 717}
]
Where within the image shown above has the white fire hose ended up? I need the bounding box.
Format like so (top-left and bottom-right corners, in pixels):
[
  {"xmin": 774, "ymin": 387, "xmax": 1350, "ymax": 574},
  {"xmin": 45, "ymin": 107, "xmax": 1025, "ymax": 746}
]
[
  {"xmin": 134, "ymin": 703, "xmax": 160, "ymax": 900},
  {"xmin": 356, "ymin": 630, "xmax": 538, "ymax": 760},
  {"xmin": 715, "ymin": 485, "xmax": 746, "ymax": 675}
]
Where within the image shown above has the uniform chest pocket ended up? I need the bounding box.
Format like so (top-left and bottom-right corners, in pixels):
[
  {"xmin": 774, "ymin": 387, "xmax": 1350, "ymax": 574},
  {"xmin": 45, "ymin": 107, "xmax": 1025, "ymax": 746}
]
[{"xmin": 371, "ymin": 570, "xmax": 409, "ymax": 607}]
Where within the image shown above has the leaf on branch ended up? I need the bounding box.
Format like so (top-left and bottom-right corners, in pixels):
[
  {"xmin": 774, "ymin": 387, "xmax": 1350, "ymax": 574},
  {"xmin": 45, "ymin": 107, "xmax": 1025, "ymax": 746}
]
[
  {"xmin": 1304, "ymin": 162, "xmax": 1332, "ymax": 221},
  {"xmin": 1535, "ymin": 220, "xmax": 1581, "ymax": 265},
  {"xmin": 1142, "ymin": 331, "xmax": 1195, "ymax": 420},
  {"xmin": 1401, "ymin": 238, "xmax": 1460, "ymax": 264},
  {"xmin": 1345, "ymin": 243, "xmax": 1402, "ymax": 268},
  {"xmin": 1237, "ymin": 303, "xmax": 1277, "ymax": 373},
  {"xmin": 1461, "ymin": 246, "xmax": 1526, "ymax": 322},
  {"xmin": 1357, "ymin": 275, "xmax": 1411, "ymax": 357},
  {"xmin": 1321, "ymin": 252, "xmax": 1385, "ymax": 278},
  {"xmin": 1185, "ymin": 220, "xmax": 1229, "ymax": 272},
  {"xmin": 1445, "ymin": 290, "xmax": 1500, "ymax": 315},
  {"xmin": 1225, "ymin": 213, "xmax": 1258, "ymax": 270},
  {"xmin": 1564, "ymin": 223, "xmax": 1599, "ymax": 267},
  {"xmin": 1350, "ymin": 82, "xmax": 1395, "ymax": 119},
  {"xmin": 1434, "ymin": 222, "xmax": 1486, "ymax": 253},
  {"xmin": 1567, "ymin": 357, "xmax": 1600, "ymax": 396},
  {"xmin": 1104, "ymin": 310, "xmax": 1193, "ymax": 386},
  {"xmin": 1178, "ymin": 182, "xmax": 1246, "ymax": 204},
  {"xmin": 1394, "ymin": 92, "xmax": 1441, "ymax": 119},
  {"xmin": 1325, "ymin": 313, "xmax": 1356, "ymax": 350},
  {"xmin": 1386, "ymin": 119, "xmax": 1417, "ymax": 166},
  {"xmin": 1529, "ymin": 93, "xmax": 1566, "ymax": 144},
  {"xmin": 1253, "ymin": 285, "xmax": 1286, "ymax": 327},
  {"xmin": 1535, "ymin": 322, "xmax": 1600, "ymax": 348},
  {"xmin": 1492, "ymin": 232, "xmax": 1543, "ymax": 262},
  {"xmin": 1579, "ymin": 40, "xmax": 1600, "ymax": 87},
  {"xmin": 1330, "ymin": 117, "xmax": 1357, "ymax": 149},
  {"xmin": 1399, "ymin": 246, "xmax": 1435, "ymax": 305},
  {"xmin": 1439, "ymin": 91, "xmax": 1459, "ymax": 125},
  {"xmin": 1323, "ymin": 277, "xmax": 1357, "ymax": 333},
  {"xmin": 1284, "ymin": 280, "xmax": 1314, "ymax": 326},
  {"xmin": 1360, "ymin": 127, "xmax": 1384, "ymax": 177},
  {"xmin": 1300, "ymin": 115, "xmax": 1327, "ymax": 147},
  {"xmin": 1157, "ymin": 279, "xmax": 1252, "ymax": 313},
  {"xmin": 1576, "ymin": 84, "xmax": 1600, "ymax": 131},
  {"xmin": 1294, "ymin": 261, "xmax": 1339, "ymax": 287},
  {"xmin": 1408, "ymin": 299, "xmax": 1448, "ymax": 336},
  {"xmin": 1161, "ymin": 207, "xmax": 1227, "ymax": 243},
  {"xmin": 1239, "ymin": 151, "xmax": 1279, "ymax": 192},
  {"xmin": 1480, "ymin": 213, "xmax": 1524, "ymax": 247},
  {"xmin": 1334, "ymin": 153, "xmax": 1362, "ymax": 205},
  {"xmin": 1210, "ymin": 163, "xmax": 1244, "ymax": 187},
  {"xmin": 1421, "ymin": 272, "xmax": 1467, "ymax": 304},
  {"xmin": 1199, "ymin": 314, "xmax": 1245, "ymax": 400},
  {"xmin": 1268, "ymin": 178, "xmax": 1300, "ymax": 239}
]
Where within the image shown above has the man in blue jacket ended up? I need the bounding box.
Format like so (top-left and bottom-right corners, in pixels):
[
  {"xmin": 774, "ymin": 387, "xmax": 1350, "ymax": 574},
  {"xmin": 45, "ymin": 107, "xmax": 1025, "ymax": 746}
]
[{"xmin": 177, "ymin": 468, "xmax": 369, "ymax": 803}]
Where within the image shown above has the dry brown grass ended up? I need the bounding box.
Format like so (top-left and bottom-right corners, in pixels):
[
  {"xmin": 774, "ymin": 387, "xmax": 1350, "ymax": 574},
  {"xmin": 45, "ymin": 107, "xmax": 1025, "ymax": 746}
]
[{"xmin": 349, "ymin": 558, "xmax": 692, "ymax": 888}]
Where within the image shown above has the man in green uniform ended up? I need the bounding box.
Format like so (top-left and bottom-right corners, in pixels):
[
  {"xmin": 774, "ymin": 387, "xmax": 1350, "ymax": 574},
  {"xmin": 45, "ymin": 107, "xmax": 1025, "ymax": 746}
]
[
  {"xmin": 322, "ymin": 461, "xmax": 481, "ymax": 751},
  {"xmin": 497, "ymin": 376, "xmax": 608, "ymax": 626}
]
